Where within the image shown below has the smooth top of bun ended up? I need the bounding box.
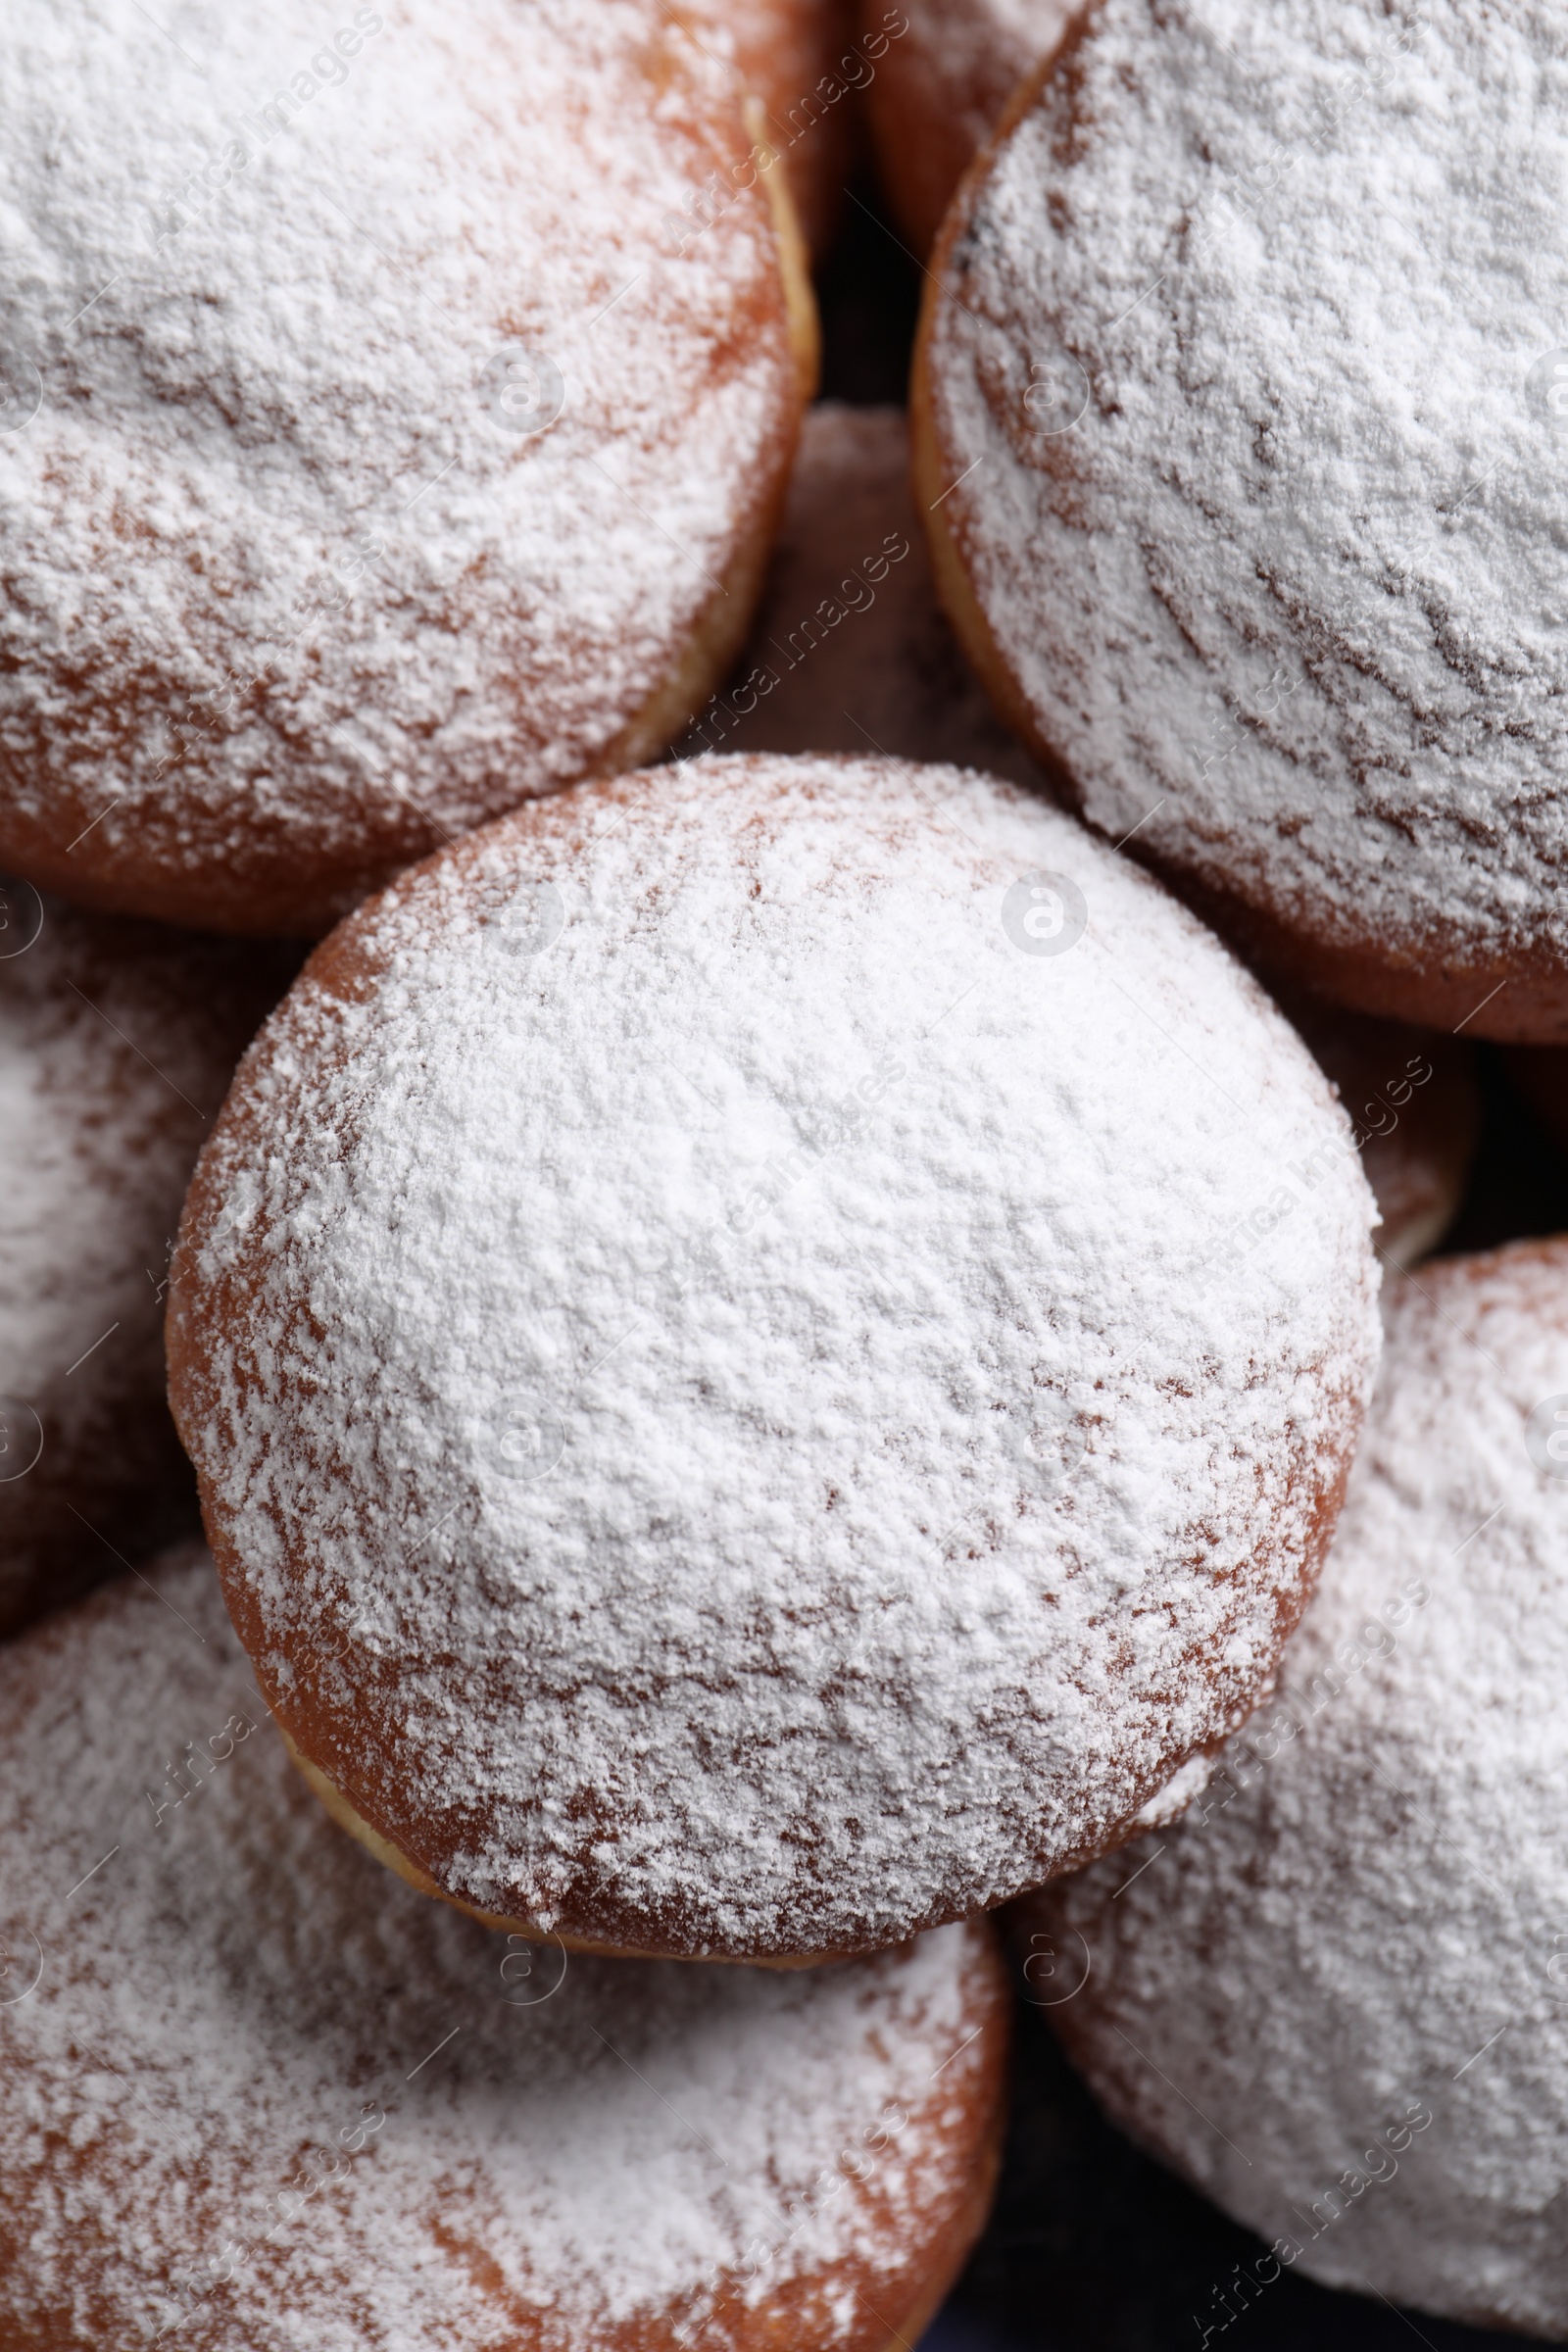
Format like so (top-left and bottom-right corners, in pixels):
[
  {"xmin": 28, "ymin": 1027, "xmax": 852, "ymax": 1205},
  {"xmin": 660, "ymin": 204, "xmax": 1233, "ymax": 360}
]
[
  {"xmin": 0, "ymin": 1552, "xmax": 1004, "ymax": 2351},
  {"xmin": 170, "ymin": 752, "xmax": 1380, "ymax": 1959},
  {"xmin": 0, "ymin": 0, "xmax": 801, "ymax": 932},
  {"xmin": 1039, "ymin": 1240, "xmax": 1568, "ymax": 2336},
  {"xmin": 919, "ymin": 0, "xmax": 1568, "ymax": 1031}
]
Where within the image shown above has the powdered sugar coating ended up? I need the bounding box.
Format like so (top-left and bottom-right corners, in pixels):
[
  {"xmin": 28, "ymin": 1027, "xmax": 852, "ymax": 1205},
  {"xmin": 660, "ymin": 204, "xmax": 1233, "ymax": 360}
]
[
  {"xmin": 0, "ymin": 1552, "xmax": 1004, "ymax": 2350},
  {"xmin": 921, "ymin": 0, "xmax": 1568, "ymax": 1036},
  {"xmin": 0, "ymin": 0, "xmax": 801, "ymax": 932},
  {"xmin": 0, "ymin": 885, "xmax": 291, "ymax": 1631},
  {"xmin": 169, "ymin": 752, "xmax": 1381, "ymax": 1958},
  {"xmin": 1035, "ymin": 1242, "xmax": 1568, "ymax": 2334}
]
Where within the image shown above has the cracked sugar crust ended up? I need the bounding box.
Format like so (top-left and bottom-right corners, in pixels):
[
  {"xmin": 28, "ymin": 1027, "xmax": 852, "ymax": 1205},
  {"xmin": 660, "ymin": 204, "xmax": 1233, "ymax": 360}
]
[
  {"xmin": 918, "ymin": 0, "xmax": 1568, "ymax": 1039},
  {"xmin": 0, "ymin": 0, "xmax": 805, "ymax": 935},
  {"xmin": 0, "ymin": 883, "xmax": 294, "ymax": 1633},
  {"xmin": 167, "ymin": 751, "xmax": 1382, "ymax": 1961},
  {"xmin": 0, "ymin": 1553, "xmax": 1008, "ymax": 2352},
  {"xmin": 1033, "ymin": 1240, "xmax": 1568, "ymax": 2337}
]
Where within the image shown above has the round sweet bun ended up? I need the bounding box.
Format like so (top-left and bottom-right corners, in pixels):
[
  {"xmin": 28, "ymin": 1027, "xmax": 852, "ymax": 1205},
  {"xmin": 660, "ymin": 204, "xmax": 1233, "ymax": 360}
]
[
  {"xmin": 687, "ymin": 403, "xmax": 1044, "ymax": 787},
  {"xmin": 914, "ymin": 0, "xmax": 1568, "ymax": 1041},
  {"xmin": 0, "ymin": 1551, "xmax": 1009, "ymax": 2352},
  {"xmin": 858, "ymin": 0, "xmax": 1079, "ymax": 254},
  {"xmin": 686, "ymin": 0, "xmax": 858, "ymax": 260},
  {"xmin": 0, "ymin": 0, "xmax": 815, "ymax": 938},
  {"xmin": 1020, "ymin": 1239, "xmax": 1568, "ymax": 2337},
  {"xmin": 1282, "ymin": 1000, "xmax": 1480, "ymax": 1271},
  {"xmin": 1502, "ymin": 1047, "xmax": 1568, "ymax": 1156},
  {"xmin": 169, "ymin": 751, "xmax": 1381, "ymax": 1963},
  {"xmin": 0, "ymin": 877, "xmax": 293, "ymax": 1637}
]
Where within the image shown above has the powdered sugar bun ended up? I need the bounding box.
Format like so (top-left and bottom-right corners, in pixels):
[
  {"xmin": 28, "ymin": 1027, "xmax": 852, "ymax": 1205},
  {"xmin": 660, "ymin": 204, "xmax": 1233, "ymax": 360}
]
[
  {"xmin": 169, "ymin": 751, "xmax": 1381, "ymax": 1963},
  {"xmin": 915, "ymin": 0, "xmax": 1568, "ymax": 1041},
  {"xmin": 0, "ymin": 1552, "xmax": 1008, "ymax": 2351},
  {"xmin": 858, "ymin": 0, "xmax": 1079, "ymax": 253},
  {"xmin": 1023, "ymin": 1239, "xmax": 1568, "ymax": 2336},
  {"xmin": 0, "ymin": 0, "xmax": 814, "ymax": 937},
  {"xmin": 0, "ymin": 879, "xmax": 292, "ymax": 1636},
  {"xmin": 685, "ymin": 0, "xmax": 858, "ymax": 260}
]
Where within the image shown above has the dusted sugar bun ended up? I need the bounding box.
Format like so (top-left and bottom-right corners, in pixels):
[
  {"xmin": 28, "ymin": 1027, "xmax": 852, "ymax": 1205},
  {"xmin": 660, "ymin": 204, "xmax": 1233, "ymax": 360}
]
[
  {"xmin": 170, "ymin": 753, "xmax": 1381, "ymax": 1961},
  {"xmin": 687, "ymin": 404, "xmax": 1042, "ymax": 783},
  {"xmin": 0, "ymin": 879, "xmax": 292, "ymax": 1636},
  {"xmin": 858, "ymin": 0, "xmax": 1079, "ymax": 253},
  {"xmin": 0, "ymin": 1554, "xmax": 1008, "ymax": 2352},
  {"xmin": 1283, "ymin": 1000, "xmax": 1479, "ymax": 1271},
  {"xmin": 0, "ymin": 0, "xmax": 813, "ymax": 938},
  {"xmin": 1025, "ymin": 1241, "xmax": 1568, "ymax": 2337},
  {"xmin": 687, "ymin": 0, "xmax": 858, "ymax": 259},
  {"xmin": 916, "ymin": 0, "xmax": 1568, "ymax": 1041}
]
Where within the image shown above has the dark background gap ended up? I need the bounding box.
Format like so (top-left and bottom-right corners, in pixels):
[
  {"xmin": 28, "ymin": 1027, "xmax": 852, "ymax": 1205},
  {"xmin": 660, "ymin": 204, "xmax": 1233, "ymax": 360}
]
[{"xmin": 816, "ymin": 172, "xmax": 923, "ymax": 407}]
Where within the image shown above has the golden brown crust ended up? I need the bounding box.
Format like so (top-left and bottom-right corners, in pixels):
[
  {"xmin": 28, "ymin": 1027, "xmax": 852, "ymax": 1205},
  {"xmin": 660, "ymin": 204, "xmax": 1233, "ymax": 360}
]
[
  {"xmin": 858, "ymin": 10, "xmax": 978, "ymax": 256},
  {"xmin": 909, "ymin": 39, "xmax": 1087, "ymax": 778},
  {"xmin": 683, "ymin": 0, "xmax": 859, "ymax": 260},
  {"xmin": 282, "ymin": 1730, "xmax": 840, "ymax": 1968},
  {"xmin": 859, "ymin": 0, "xmax": 1081, "ymax": 256},
  {"xmin": 597, "ymin": 104, "xmax": 819, "ymax": 796},
  {"xmin": 1151, "ymin": 862, "xmax": 1568, "ymax": 1046}
]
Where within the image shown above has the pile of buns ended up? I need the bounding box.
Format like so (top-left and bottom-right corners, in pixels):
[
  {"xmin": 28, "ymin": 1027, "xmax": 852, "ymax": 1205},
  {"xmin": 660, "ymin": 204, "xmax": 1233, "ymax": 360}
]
[{"xmin": 1, "ymin": 2, "xmax": 1564, "ymax": 2345}]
